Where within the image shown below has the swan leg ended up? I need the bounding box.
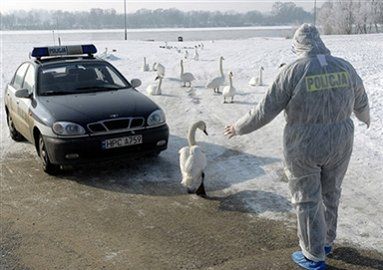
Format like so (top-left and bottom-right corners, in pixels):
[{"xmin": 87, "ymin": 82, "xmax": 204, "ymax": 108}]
[
  {"xmin": 223, "ymin": 97, "xmax": 227, "ymax": 103},
  {"xmin": 196, "ymin": 173, "xmax": 207, "ymax": 197},
  {"xmin": 231, "ymin": 97, "xmax": 234, "ymax": 103}
]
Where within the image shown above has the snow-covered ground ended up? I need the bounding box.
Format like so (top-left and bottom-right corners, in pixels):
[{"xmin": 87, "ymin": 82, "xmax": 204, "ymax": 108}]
[{"xmin": 1, "ymin": 33, "xmax": 382, "ymax": 252}]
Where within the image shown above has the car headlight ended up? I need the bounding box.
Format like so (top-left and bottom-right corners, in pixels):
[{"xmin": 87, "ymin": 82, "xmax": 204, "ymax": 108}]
[
  {"xmin": 52, "ymin": 121, "xmax": 86, "ymax": 136},
  {"xmin": 147, "ymin": 109, "xmax": 166, "ymax": 126}
]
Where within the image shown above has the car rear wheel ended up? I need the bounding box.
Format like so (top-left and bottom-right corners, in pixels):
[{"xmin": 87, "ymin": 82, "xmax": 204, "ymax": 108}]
[
  {"xmin": 39, "ymin": 135, "xmax": 60, "ymax": 175},
  {"xmin": 7, "ymin": 113, "xmax": 25, "ymax": 141}
]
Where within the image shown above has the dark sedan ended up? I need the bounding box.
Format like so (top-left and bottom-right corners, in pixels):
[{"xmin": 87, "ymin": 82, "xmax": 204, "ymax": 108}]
[{"xmin": 4, "ymin": 45, "xmax": 169, "ymax": 174}]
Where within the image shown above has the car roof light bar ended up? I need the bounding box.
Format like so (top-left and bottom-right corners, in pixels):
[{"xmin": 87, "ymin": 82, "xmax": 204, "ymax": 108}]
[{"xmin": 31, "ymin": 44, "xmax": 97, "ymax": 59}]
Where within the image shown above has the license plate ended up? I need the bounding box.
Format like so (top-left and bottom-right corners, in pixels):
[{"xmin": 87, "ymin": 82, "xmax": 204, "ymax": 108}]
[{"xmin": 102, "ymin": 135, "xmax": 143, "ymax": 149}]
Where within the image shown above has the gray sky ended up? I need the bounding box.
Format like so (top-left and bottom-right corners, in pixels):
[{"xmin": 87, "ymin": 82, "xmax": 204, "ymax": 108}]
[{"xmin": 2, "ymin": 0, "xmax": 322, "ymax": 13}]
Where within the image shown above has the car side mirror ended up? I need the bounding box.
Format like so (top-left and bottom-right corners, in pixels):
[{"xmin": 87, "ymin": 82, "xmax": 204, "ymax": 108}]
[
  {"xmin": 130, "ymin": 79, "xmax": 142, "ymax": 88},
  {"xmin": 15, "ymin": 89, "xmax": 32, "ymax": 99}
]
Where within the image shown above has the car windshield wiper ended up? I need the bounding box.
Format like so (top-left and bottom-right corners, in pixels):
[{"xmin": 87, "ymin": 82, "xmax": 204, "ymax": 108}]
[{"xmin": 40, "ymin": 91, "xmax": 77, "ymax": 96}]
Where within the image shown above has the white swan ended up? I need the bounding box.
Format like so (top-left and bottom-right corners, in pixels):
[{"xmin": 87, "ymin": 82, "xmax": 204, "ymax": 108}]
[
  {"xmin": 193, "ymin": 47, "xmax": 199, "ymax": 61},
  {"xmin": 179, "ymin": 120, "xmax": 208, "ymax": 196},
  {"xmin": 146, "ymin": 76, "xmax": 163, "ymax": 96},
  {"xmin": 141, "ymin": 57, "xmax": 150, "ymax": 72},
  {"xmin": 223, "ymin": 72, "xmax": 236, "ymax": 103},
  {"xmin": 249, "ymin": 66, "xmax": 264, "ymax": 86},
  {"xmin": 206, "ymin": 56, "xmax": 225, "ymax": 93},
  {"xmin": 98, "ymin": 47, "xmax": 108, "ymax": 59},
  {"xmin": 153, "ymin": 62, "xmax": 165, "ymax": 77},
  {"xmin": 180, "ymin": 59, "xmax": 196, "ymax": 87}
]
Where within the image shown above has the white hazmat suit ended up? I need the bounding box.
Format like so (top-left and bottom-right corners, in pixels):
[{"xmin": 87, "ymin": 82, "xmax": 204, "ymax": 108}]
[{"xmin": 234, "ymin": 24, "xmax": 370, "ymax": 262}]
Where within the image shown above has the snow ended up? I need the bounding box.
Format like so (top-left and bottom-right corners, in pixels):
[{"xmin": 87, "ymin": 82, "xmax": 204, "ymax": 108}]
[{"xmin": 1, "ymin": 33, "xmax": 382, "ymax": 252}]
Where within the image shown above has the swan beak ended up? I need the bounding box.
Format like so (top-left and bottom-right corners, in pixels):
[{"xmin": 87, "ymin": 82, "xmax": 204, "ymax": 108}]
[
  {"xmin": 203, "ymin": 130, "xmax": 208, "ymax": 136},
  {"xmin": 155, "ymin": 76, "xmax": 159, "ymax": 80}
]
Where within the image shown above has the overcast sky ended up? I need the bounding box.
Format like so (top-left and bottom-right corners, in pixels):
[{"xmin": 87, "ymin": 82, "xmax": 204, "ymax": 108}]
[{"xmin": 2, "ymin": 0, "xmax": 322, "ymax": 13}]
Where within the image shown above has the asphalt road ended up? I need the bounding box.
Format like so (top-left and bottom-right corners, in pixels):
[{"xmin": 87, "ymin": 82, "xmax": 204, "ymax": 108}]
[{"xmin": 1, "ymin": 150, "xmax": 383, "ymax": 270}]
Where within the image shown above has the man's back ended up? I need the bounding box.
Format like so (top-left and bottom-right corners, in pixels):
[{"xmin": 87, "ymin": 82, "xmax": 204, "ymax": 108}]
[{"xmin": 283, "ymin": 55, "xmax": 363, "ymax": 126}]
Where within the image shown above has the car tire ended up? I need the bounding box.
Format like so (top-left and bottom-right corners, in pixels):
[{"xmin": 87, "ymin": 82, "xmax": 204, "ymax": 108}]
[
  {"xmin": 39, "ymin": 135, "xmax": 60, "ymax": 175},
  {"xmin": 7, "ymin": 113, "xmax": 25, "ymax": 141}
]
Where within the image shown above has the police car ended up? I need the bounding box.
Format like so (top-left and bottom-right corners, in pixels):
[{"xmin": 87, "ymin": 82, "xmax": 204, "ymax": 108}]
[{"xmin": 4, "ymin": 44, "xmax": 169, "ymax": 174}]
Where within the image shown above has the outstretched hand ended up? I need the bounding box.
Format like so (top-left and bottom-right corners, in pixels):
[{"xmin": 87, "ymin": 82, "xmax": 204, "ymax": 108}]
[{"xmin": 224, "ymin": 125, "xmax": 236, "ymax": 139}]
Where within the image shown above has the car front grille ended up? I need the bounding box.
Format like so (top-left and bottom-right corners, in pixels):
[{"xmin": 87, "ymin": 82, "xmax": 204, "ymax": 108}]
[{"xmin": 87, "ymin": 117, "xmax": 145, "ymax": 134}]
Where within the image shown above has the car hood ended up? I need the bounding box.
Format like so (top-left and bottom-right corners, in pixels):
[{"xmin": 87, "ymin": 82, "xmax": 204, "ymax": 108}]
[{"xmin": 38, "ymin": 88, "xmax": 159, "ymax": 125}]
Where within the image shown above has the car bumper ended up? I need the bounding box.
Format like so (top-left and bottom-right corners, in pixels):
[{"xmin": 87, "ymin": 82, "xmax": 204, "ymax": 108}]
[{"xmin": 43, "ymin": 124, "xmax": 169, "ymax": 165}]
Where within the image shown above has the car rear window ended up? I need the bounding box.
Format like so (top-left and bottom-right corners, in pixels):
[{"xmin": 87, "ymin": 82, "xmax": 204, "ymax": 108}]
[{"xmin": 38, "ymin": 62, "xmax": 130, "ymax": 96}]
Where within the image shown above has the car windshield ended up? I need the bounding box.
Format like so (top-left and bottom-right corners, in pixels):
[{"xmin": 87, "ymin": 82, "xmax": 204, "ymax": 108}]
[{"xmin": 38, "ymin": 62, "xmax": 130, "ymax": 96}]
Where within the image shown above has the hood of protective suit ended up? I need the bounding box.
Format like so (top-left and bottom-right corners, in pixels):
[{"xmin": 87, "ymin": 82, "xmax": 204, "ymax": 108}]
[{"xmin": 292, "ymin": 24, "xmax": 331, "ymax": 57}]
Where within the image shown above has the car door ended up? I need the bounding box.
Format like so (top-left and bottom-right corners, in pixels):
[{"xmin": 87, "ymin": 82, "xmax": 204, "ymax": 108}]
[
  {"xmin": 6, "ymin": 62, "xmax": 29, "ymax": 133},
  {"xmin": 17, "ymin": 64, "xmax": 35, "ymax": 141}
]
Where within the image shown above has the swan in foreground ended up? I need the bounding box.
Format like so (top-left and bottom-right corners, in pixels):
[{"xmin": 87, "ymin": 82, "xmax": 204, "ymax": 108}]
[
  {"xmin": 146, "ymin": 76, "xmax": 163, "ymax": 95},
  {"xmin": 180, "ymin": 59, "xmax": 196, "ymax": 87},
  {"xmin": 153, "ymin": 62, "xmax": 165, "ymax": 77},
  {"xmin": 223, "ymin": 72, "xmax": 236, "ymax": 103},
  {"xmin": 249, "ymin": 66, "xmax": 264, "ymax": 86},
  {"xmin": 206, "ymin": 56, "xmax": 225, "ymax": 93},
  {"xmin": 179, "ymin": 121, "xmax": 208, "ymax": 197},
  {"xmin": 141, "ymin": 57, "xmax": 150, "ymax": 72}
]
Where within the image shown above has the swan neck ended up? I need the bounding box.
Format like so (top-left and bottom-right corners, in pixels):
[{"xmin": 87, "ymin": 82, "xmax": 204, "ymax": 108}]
[
  {"xmin": 220, "ymin": 58, "xmax": 224, "ymax": 77},
  {"xmin": 144, "ymin": 57, "xmax": 146, "ymax": 65},
  {"xmin": 229, "ymin": 75, "xmax": 233, "ymax": 87},
  {"xmin": 180, "ymin": 61, "xmax": 184, "ymax": 76},
  {"xmin": 157, "ymin": 77, "xmax": 163, "ymax": 90},
  {"xmin": 188, "ymin": 124, "xmax": 198, "ymax": 146}
]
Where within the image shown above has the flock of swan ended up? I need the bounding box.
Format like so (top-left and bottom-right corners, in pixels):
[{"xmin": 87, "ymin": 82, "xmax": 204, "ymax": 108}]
[
  {"xmin": 144, "ymin": 51, "xmax": 265, "ymax": 103},
  {"xmin": 140, "ymin": 42, "xmax": 271, "ymax": 197}
]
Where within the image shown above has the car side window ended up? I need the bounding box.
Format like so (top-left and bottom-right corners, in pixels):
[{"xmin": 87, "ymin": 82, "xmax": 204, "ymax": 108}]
[
  {"xmin": 12, "ymin": 63, "xmax": 29, "ymax": 90},
  {"xmin": 22, "ymin": 65, "xmax": 36, "ymax": 95}
]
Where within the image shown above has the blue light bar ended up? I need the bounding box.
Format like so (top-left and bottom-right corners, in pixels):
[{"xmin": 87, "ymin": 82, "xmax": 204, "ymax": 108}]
[
  {"xmin": 81, "ymin": 45, "xmax": 97, "ymax": 54},
  {"xmin": 31, "ymin": 44, "xmax": 97, "ymax": 58}
]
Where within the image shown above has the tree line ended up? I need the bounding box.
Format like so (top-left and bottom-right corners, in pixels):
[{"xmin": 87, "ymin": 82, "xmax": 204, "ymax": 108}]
[
  {"xmin": 318, "ymin": 0, "xmax": 383, "ymax": 34},
  {"xmin": 1, "ymin": 2, "xmax": 312, "ymax": 30}
]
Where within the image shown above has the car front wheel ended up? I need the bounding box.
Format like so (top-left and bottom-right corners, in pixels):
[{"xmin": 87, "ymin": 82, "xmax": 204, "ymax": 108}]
[
  {"xmin": 39, "ymin": 135, "xmax": 60, "ymax": 175},
  {"xmin": 7, "ymin": 113, "xmax": 25, "ymax": 141}
]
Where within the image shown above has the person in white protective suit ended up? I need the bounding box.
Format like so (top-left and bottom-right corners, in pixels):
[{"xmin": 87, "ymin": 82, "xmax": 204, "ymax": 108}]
[{"xmin": 224, "ymin": 24, "xmax": 370, "ymax": 270}]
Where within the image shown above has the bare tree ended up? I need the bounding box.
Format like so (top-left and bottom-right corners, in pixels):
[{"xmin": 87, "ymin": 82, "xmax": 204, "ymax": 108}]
[{"xmin": 319, "ymin": 0, "xmax": 383, "ymax": 35}]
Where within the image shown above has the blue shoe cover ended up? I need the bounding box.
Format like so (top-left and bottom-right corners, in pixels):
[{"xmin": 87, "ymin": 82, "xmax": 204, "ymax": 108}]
[
  {"xmin": 324, "ymin": 245, "xmax": 332, "ymax": 256},
  {"xmin": 291, "ymin": 251, "xmax": 326, "ymax": 270}
]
